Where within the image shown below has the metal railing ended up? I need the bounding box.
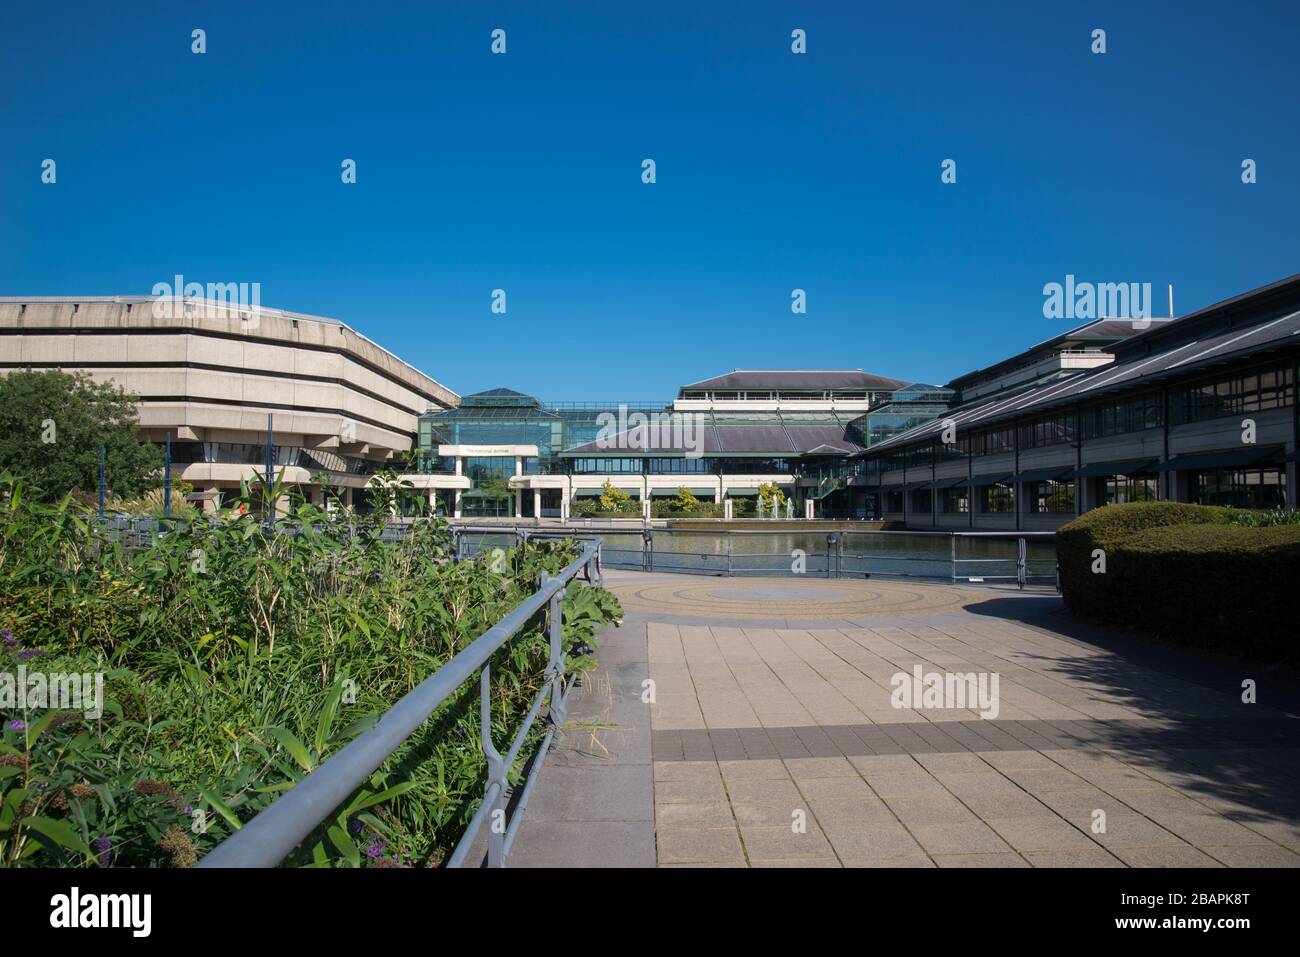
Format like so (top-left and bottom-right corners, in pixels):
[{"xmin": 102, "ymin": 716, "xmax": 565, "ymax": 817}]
[
  {"xmin": 198, "ymin": 535, "xmax": 603, "ymax": 868},
  {"xmin": 448, "ymin": 525, "xmax": 1057, "ymax": 590}
]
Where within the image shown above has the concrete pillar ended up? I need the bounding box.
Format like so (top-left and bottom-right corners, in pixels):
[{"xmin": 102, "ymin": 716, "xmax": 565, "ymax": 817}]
[
  {"xmin": 724, "ymin": 498, "xmax": 733, "ymax": 520},
  {"xmin": 453, "ymin": 489, "xmax": 462, "ymax": 519},
  {"xmin": 642, "ymin": 496, "xmax": 651, "ymax": 521},
  {"xmin": 805, "ymin": 499, "xmax": 815, "ymax": 520},
  {"xmin": 454, "ymin": 457, "xmax": 463, "ymax": 476},
  {"xmin": 514, "ymin": 456, "xmax": 523, "ymax": 476},
  {"xmin": 533, "ymin": 490, "xmax": 541, "ymax": 520},
  {"xmin": 515, "ymin": 489, "xmax": 523, "ymax": 516}
]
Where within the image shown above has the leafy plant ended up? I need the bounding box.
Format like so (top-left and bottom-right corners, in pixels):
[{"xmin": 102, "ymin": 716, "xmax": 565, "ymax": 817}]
[
  {"xmin": 0, "ymin": 469, "xmax": 623, "ymax": 867},
  {"xmin": 598, "ymin": 481, "xmax": 637, "ymax": 514},
  {"xmin": 0, "ymin": 370, "xmax": 162, "ymax": 501}
]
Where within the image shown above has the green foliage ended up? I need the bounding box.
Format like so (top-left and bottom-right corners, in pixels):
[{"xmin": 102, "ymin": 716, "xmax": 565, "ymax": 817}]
[
  {"xmin": 0, "ymin": 469, "xmax": 622, "ymax": 867},
  {"xmin": 598, "ymin": 481, "xmax": 638, "ymax": 514},
  {"xmin": 1226, "ymin": 507, "xmax": 1300, "ymax": 527},
  {"xmin": 671, "ymin": 486, "xmax": 699, "ymax": 512},
  {"xmin": 1057, "ymin": 501, "xmax": 1297, "ymax": 657},
  {"xmin": 651, "ymin": 499, "xmax": 725, "ymax": 518},
  {"xmin": 757, "ymin": 482, "xmax": 786, "ymax": 513},
  {"xmin": 477, "ymin": 475, "xmax": 511, "ymax": 504},
  {"xmin": 110, "ymin": 480, "xmax": 199, "ymax": 519},
  {"xmin": 0, "ymin": 370, "xmax": 162, "ymax": 501}
]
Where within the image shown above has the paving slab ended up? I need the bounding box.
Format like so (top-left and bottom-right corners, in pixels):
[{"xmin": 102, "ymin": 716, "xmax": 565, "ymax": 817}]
[{"xmin": 510, "ymin": 571, "xmax": 1300, "ymax": 868}]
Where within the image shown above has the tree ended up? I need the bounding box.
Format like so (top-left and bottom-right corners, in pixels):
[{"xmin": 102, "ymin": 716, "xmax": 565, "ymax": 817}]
[
  {"xmin": 0, "ymin": 370, "xmax": 162, "ymax": 501},
  {"xmin": 758, "ymin": 481, "xmax": 787, "ymax": 514},
  {"xmin": 599, "ymin": 480, "xmax": 635, "ymax": 513},
  {"xmin": 672, "ymin": 486, "xmax": 699, "ymax": 512},
  {"xmin": 479, "ymin": 474, "xmax": 512, "ymax": 504}
]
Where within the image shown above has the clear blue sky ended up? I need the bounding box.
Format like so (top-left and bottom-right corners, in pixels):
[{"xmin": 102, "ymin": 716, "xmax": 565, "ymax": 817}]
[{"xmin": 2, "ymin": 0, "xmax": 1298, "ymax": 401}]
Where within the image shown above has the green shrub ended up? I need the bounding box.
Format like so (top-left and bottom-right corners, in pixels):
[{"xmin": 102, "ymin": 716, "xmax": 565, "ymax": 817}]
[
  {"xmin": 651, "ymin": 499, "xmax": 725, "ymax": 519},
  {"xmin": 1057, "ymin": 501, "xmax": 1297, "ymax": 657},
  {"xmin": 0, "ymin": 470, "xmax": 623, "ymax": 867},
  {"xmin": 597, "ymin": 481, "xmax": 638, "ymax": 514},
  {"xmin": 1228, "ymin": 507, "xmax": 1300, "ymax": 527}
]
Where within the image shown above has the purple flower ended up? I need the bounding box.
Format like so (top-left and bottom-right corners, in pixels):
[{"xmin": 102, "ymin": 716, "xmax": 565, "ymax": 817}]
[
  {"xmin": 1, "ymin": 629, "xmax": 14, "ymax": 645},
  {"xmin": 93, "ymin": 836, "xmax": 112, "ymax": 867},
  {"xmin": 5, "ymin": 720, "xmax": 24, "ymax": 731},
  {"xmin": 348, "ymin": 816, "xmax": 362, "ymax": 835},
  {"xmin": 182, "ymin": 805, "xmax": 193, "ymax": 816},
  {"xmin": 16, "ymin": 649, "xmax": 48, "ymax": 660},
  {"xmin": 365, "ymin": 840, "xmax": 386, "ymax": 858}
]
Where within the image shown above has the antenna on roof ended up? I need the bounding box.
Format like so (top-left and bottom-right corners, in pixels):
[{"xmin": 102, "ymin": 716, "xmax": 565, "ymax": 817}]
[{"xmin": 1168, "ymin": 284, "xmax": 1174, "ymax": 318}]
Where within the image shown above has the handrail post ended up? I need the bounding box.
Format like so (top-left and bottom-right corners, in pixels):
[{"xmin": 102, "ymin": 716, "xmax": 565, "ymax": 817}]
[
  {"xmin": 480, "ymin": 664, "xmax": 506, "ymax": 868},
  {"xmin": 543, "ymin": 571, "xmax": 567, "ymax": 728},
  {"xmin": 950, "ymin": 535, "xmax": 957, "ymax": 583}
]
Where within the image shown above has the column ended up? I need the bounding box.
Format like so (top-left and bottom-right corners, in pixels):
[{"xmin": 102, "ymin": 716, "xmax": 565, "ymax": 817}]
[
  {"xmin": 533, "ymin": 489, "xmax": 541, "ymax": 520},
  {"xmin": 805, "ymin": 499, "xmax": 815, "ymax": 520},
  {"xmin": 453, "ymin": 489, "xmax": 462, "ymax": 519}
]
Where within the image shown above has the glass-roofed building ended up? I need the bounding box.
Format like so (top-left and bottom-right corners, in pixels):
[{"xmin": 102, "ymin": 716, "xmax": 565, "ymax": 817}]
[{"xmin": 417, "ymin": 371, "xmax": 935, "ymax": 518}]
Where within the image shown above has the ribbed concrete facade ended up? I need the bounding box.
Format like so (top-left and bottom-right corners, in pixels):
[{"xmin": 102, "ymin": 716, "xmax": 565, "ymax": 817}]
[{"xmin": 0, "ymin": 296, "xmax": 460, "ymax": 501}]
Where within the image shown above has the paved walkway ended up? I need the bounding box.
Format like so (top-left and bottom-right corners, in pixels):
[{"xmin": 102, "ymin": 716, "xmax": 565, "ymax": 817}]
[{"xmin": 507, "ymin": 571, "xmax": 1300, "ymax": 868}]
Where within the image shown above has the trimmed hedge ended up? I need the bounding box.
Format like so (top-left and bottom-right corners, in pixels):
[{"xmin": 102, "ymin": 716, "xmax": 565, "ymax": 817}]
[{"xmin": 1057, "ymin": 501, "xmax": 1299, "ymax": 657}]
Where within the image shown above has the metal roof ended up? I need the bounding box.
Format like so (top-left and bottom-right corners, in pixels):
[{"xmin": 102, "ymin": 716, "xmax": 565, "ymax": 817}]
[
  {"xmin": 946, "ymin": 318, "xmax": 1167, "ymax": 389},
  {"xmin": 863, "ymin": 306, "xmax": 1300, "ymax": 456},
  {"xmin": 678, "ymin": 369, "xmax": 910, "ymax": 393},
  {"xmin": 560, "ymin": 422, "xmax": 864, "ymax": 457}
]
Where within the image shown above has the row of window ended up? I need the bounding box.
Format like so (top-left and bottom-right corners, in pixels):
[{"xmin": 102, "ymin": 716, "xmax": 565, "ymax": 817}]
[
  {"xmin": 563, "ymin": 457, "xmax": 796, "ymax": 475},
  {"xmin": 1195, "ymin": 467, "xmax": 1287, "ymax": 510},
  {"xmin": 168, "ymin": 442, "xmax": 379, "ymax": 474},
  {"xmin": 1173, "ymin": 365, "xmax": 1295, "ymax": 424},
  {"xmin": 874, "ymin": 361, "xmax": 1296, "ymax": 470},
  {"xmin": 881, "ymin": 468, "xmax": 1288, "ymax": 513}
]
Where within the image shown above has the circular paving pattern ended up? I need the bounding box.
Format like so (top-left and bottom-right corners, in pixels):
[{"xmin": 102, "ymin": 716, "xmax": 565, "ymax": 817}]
[
  {"xmin": 708, "ymin": 586, "xmax": 849, "ymax": 601},
  {"xmin": 605, "ymin": 573, "xmax": 978, "ymax": 619}
]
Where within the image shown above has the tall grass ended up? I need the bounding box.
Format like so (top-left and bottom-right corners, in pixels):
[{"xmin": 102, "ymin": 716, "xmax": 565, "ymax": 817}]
[{"xmin": 0, "ymin": 471, "xmax": 621, "ymax": 867}]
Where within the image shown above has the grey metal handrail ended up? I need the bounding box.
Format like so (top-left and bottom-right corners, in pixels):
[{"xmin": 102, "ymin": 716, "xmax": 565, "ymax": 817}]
[
  {"xmin": 447, "ymin": 523, "xmax": 1056, "ymax": 588},
  {"xmin": 198, "ymin": 537, "xmax": 603, "ymax": 868}
]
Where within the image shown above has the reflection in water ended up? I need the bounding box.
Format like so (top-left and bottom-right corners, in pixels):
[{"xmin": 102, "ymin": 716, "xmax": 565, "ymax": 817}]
[{"xmin": 457, "ymin": 528, "xmax": 1057, "ymax": 583}]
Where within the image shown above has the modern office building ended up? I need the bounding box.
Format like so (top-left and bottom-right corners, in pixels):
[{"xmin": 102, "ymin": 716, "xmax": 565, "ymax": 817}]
[
  {"xmin": 4, "ymin": 272, "xmax": 1296, "ymax": 525},
  {"xmin": 0, "ymin": 296, "xmax": 460, "ymax": 510},
  {"xmin": 417, "ymin": 370, "xmax": 911, "ymax": 518},
  {"xmin": 853, "ymin": 273, "xmax": 1299, "ymax": 529}
]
